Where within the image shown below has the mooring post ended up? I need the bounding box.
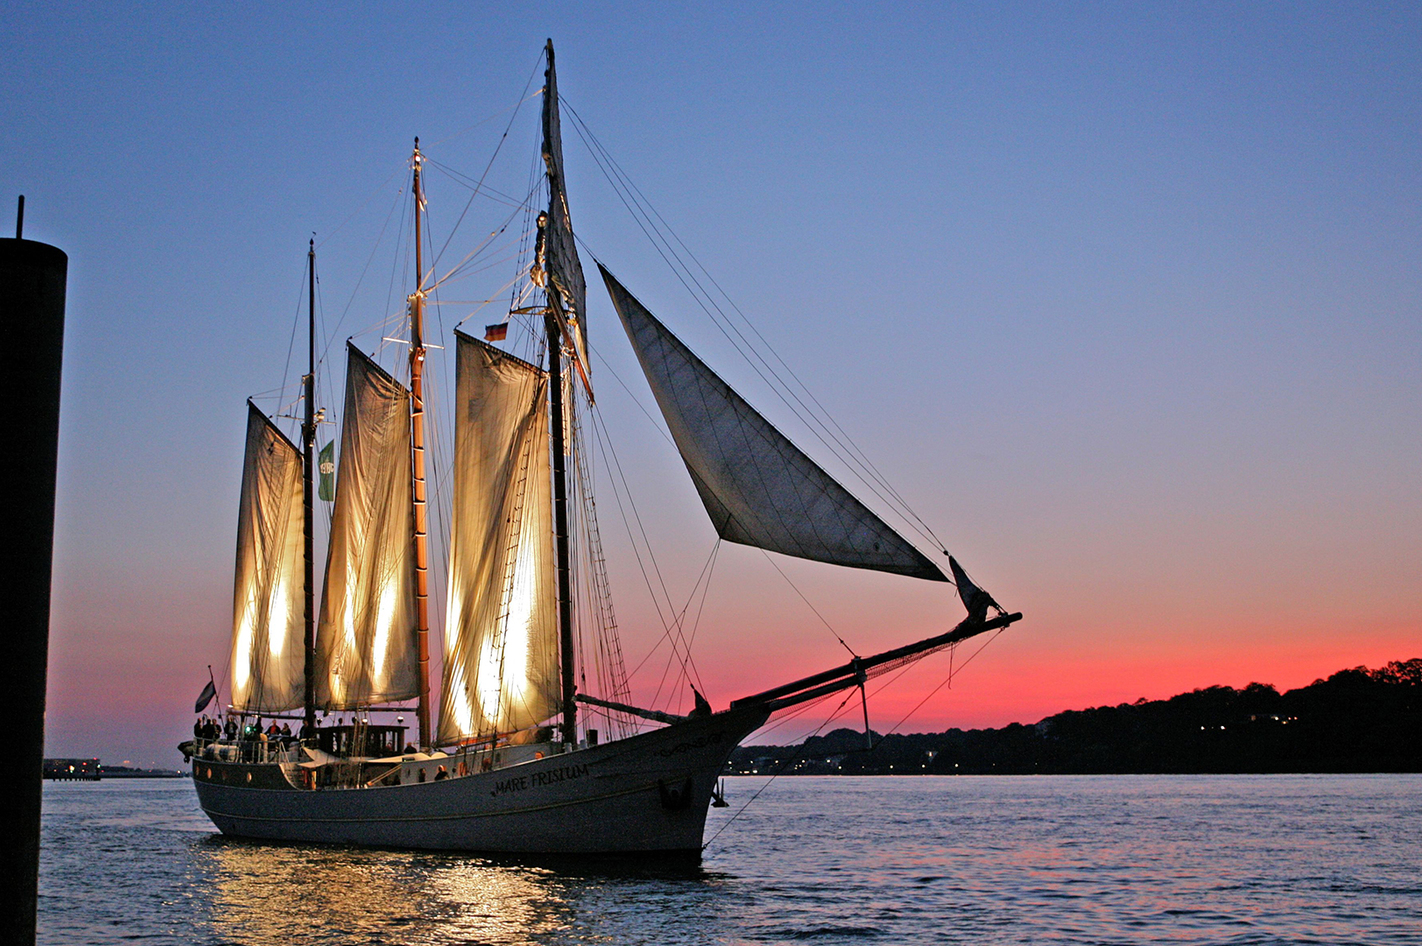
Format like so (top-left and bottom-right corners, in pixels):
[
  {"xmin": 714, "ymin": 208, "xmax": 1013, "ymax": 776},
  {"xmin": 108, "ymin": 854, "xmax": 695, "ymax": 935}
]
[{"xmin": 0, "ymin": 196, "xmax": 68, "ymax": 946}]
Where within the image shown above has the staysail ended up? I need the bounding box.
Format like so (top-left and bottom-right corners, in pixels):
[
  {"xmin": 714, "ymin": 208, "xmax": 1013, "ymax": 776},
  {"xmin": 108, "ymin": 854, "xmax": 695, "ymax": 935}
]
[
  {"xmin": 601, "ymin": 265, "xmax": 947, "ymax": 581},
  {"xmin": 439, "ymin": 332, "xmax": 560, "ymax": 743},
  {"xmin": 540, "ymin": 40, "xmax": 590, "ymax": 386},
  {"xmin": 229, "ymin": 402, "xmax": 307, "ymax": 712},
  {"xmin": 315, "ymin": 343, "xmax": 421, "ymax": 708}
]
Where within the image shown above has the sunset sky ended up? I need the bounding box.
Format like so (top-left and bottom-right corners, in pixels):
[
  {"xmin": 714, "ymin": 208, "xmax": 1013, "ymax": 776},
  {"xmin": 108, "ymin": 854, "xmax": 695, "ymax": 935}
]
[{"xmin": 5, "ymin": 3, "xmax": 1418, "ymax": 768}]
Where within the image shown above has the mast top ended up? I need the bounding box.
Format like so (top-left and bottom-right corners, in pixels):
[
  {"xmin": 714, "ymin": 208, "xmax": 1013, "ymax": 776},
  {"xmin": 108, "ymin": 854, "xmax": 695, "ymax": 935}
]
[{"xmin": 410, "ymin": 138, "xmax": 427, "ymax": 297}]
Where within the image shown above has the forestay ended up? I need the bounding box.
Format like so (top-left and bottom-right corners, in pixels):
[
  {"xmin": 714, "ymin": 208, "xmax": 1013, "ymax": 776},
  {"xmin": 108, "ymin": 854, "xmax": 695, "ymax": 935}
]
[
  {"xmin": 439, "ymin": 333, "xmax": 560, "ymax": 743},
  {"xmin": 316, "ymin": 344, "xmax": 421, "ymax": 708},
  {"xmin": 229, "ymin": 402, "xmax": 307, "ymax": 712},
  {"xmin": 601, "ymin": 266, "xmax": 947, "ymax": 582}
]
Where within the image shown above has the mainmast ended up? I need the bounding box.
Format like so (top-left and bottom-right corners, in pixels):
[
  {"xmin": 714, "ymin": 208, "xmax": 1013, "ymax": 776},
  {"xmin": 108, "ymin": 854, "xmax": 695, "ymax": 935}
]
[
  {"xmin": 546, "ymin": 309, "xmax": 576, "ymax": 746},
  {"xmin": 302, "ymin": 239, "xmax": 317, "ymax": 737},
  {"xmin": 410, "ymin": 139, "xmax": 433, "ymax": 748},
  {"xmin": 543, "ymin": 40, "xmax": 578, "ymax": 747}
]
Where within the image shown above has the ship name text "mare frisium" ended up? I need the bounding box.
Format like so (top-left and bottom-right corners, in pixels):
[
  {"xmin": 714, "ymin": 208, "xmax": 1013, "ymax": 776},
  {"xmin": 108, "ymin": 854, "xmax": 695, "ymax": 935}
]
[{"xmin": 491, "ymin": 762, "xmax": 590, "ymax": 797}]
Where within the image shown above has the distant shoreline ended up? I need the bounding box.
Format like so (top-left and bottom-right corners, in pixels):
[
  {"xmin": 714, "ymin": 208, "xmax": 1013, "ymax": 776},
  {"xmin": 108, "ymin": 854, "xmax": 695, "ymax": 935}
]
[
  {"xmin": 721, "ymin": 769, "xmax": 1422, "ymax": 777},
  {"xmin": 42, "ymin": 760, "xmax": 186, "ymax": 781},
  {"xmin": 728, "ymin": 658, "xmax": 1421, "ymax": 777}
]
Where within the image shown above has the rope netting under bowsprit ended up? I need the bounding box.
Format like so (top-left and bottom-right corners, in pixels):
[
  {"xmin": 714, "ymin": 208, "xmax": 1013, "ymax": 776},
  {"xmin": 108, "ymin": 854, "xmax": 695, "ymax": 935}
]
[{"xmin": 700, "ymin": 627, "xmax": 1006, "ymax": 853}]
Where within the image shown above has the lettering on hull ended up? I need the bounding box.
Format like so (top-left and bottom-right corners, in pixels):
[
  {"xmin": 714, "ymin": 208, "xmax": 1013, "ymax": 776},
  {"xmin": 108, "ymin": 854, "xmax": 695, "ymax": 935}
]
[
  {"xmin": 653, "ymin": 732, "xmax": 724, "ymax": 758},
  {"xmin": 491, "ymin": 762, "xmax": 590, "ymax": 797}
]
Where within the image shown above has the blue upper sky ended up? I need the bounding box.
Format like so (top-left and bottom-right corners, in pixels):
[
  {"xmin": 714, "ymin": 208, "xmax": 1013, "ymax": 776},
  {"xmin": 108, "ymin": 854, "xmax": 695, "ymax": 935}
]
[{"xmin": 4, "ymin": 2, "xmax": 1418, "ymax": 766}]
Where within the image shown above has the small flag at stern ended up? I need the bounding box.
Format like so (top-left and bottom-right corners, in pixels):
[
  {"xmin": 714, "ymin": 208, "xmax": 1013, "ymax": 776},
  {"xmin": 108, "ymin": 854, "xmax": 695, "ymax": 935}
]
[
  {"xmin": 485, "ymin": 322, "xmax": 509, "ymax": 342},
  {"xmin": 194, "ymin": 679, "xmax": 217, "ymax": 714}
]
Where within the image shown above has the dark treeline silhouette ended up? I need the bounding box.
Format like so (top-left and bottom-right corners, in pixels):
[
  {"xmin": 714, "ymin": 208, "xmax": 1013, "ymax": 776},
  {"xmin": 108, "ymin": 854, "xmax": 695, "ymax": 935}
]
[{"xmin": 727, "ymin": 658, "xmax": 1422, "ymax": 776}]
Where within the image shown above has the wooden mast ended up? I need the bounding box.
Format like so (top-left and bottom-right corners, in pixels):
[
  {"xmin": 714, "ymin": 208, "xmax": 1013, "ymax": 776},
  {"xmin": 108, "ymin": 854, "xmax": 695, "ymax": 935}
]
[
  {"xmin": 410, "ymin": 139, "xmax": 432, "ymax": 748},
  {"xmin": 302, "ymin": 239, "xmax": 317, "ymax": 738},
  {"xmin": 544, "ymin": 41, "xmax": 578, "ymax": 747}
]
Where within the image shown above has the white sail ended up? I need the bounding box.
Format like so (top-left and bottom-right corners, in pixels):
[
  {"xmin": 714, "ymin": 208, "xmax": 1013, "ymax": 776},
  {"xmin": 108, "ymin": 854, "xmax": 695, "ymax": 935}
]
[
  {"xmin": 601, "ymin": 265, "xmax": 947, "ymax": 582},
  {"xmin": 229, "ymin": 402, "xmax": 307, "ymax": 712},
  {"xmin": 438, "ymin": 332, "xmax": 560, "ymax": 744},
  {"xmin": 316, "ymin": 344, "xmax": 421, "ymax": 709}
]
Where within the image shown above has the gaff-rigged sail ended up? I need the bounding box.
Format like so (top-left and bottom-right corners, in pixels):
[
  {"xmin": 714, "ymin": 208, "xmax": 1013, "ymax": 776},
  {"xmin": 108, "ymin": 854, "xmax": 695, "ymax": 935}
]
[
  {"xmin": 229, "ymin": 402, "xmax": 307, "ymax": 712},
  {"xmin": 540, "ymin": 40, "xmax": 590, "ymax": 389},
  {"xmin": 439, "ymin": 333, "xmax": 560, "ymax": 744},
  {"xmin": 601, "ymin": 265, "xmax": 947, "ymax": 582},
  {"xmin": 315, "ymin": 343, "xmax": 421, "ymax": 709}
]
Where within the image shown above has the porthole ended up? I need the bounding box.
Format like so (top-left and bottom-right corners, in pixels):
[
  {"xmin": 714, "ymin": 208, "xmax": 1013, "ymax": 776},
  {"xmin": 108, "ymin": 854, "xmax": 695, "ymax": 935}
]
[{"xmin": 246, "ymin": 772, "xmax": 253, "ymax": 784}]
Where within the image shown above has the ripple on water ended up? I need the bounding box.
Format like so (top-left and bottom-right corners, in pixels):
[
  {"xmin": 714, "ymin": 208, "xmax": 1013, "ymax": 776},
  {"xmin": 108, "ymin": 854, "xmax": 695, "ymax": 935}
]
[{"xmin": 38, "ymin": 774, "xmax": 1422, "ymax": 945}]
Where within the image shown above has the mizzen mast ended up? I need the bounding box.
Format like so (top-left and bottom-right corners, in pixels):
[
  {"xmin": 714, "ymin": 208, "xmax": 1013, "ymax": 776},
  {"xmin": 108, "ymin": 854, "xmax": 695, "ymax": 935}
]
[
  {"xmin": 302, "ymin": 238, "xmax": 317, "ymax": 737},
  {"xmin": 410, "ymin": 139, "xmax": 433, "ymax": 748}
]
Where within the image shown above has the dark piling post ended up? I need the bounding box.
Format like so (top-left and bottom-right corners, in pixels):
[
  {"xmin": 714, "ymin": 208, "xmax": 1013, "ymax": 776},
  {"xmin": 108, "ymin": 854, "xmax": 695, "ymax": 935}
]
[{"xmin": 0, "ymin": 197, "xmax": 68, "ymax": 946}]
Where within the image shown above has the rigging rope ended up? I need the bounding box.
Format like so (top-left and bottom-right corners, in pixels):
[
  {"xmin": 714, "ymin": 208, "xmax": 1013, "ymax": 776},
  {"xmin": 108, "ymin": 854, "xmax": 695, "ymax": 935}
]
[
  {"xmin": 584, "ymin": 405, "xmax": 706, "ymax": 701},
  {"xmin": 276, "ymin": 254, "xmax": 311, "ymax": 426},
  {"xmin": 700, "ymin": 626, "xmax": 1004, "ymax": 851},
  {"xmin": 560, "ymin": 98, "xmax": 951, "ymax": 559},
  {"xmin": 867, "ymin": 628, "xmax": 1004, "ymax": 750},
  {"xmin": 759, "ymin": 548, "xmax": 857, "ymax": 659},
  {"xmin": 568, "ymin": 385, "xmax": 636, "ymax": 735},
  {"xmin": 316, "ymin": 165, "xmax": 406, "ymax": 251},
  {"xmin": 428, "ymin": 84, "xmax": 539, "ymax": 271},
  {"xmin": 700, "ymin": 687, "xmax": 859, "ymax": 852},
  {"xmin": 317, "ymin": 183, "xmax": 406, "ymax": 371},
  {"xmin": 647, "ymin": 538, "xmax": 719, "ymax": 713}
]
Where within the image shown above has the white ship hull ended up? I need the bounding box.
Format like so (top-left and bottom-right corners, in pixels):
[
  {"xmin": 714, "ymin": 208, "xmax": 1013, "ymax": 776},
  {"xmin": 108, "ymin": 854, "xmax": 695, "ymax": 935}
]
[{"xmin": 192, "ymin": 706, "xmax": 768, "ymax": 856}]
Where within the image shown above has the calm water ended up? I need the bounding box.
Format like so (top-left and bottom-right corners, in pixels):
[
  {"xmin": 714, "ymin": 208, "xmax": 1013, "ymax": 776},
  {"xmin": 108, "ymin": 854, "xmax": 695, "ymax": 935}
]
[{"xmin": 39, "ymin": 774, "xmax": 1421, "ymax": 945}]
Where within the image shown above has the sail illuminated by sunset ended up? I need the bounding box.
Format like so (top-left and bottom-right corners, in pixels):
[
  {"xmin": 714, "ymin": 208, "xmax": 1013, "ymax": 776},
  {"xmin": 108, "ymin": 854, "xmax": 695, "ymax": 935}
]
[
  {"xmin": 315, "ymin": 343, "xmax": 421, "ymax": 709},
  {"xmin": 228, "ymin": 402, "xmax": 306, "ymax": 712},
  {"xmin": 439, "ymin": 332, "xmax": 559, "ymax": 744}
]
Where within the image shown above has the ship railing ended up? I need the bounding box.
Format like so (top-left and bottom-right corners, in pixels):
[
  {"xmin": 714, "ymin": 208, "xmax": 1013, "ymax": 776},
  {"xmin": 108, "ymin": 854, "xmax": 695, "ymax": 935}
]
[
  {"xmin": 191, "ymin": 735, "xmax": 303, "ymax": 765},
  {"xmin": 246, "ymin": 742, "xmax": 300, "ymax": 764}
]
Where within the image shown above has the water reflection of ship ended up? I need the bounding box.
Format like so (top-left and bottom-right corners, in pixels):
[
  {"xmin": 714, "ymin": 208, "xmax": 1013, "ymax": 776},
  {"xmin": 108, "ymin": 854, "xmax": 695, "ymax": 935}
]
[
  {"xmin": 199, "ymin": 835, "xmax": 722, "ymax": 944},
  {"xmin": 185, "ymin": 41, "xmax": 1021, "ymax": 857},
  {"xmin": 200, "ymin": 838, "xmax": 567, "ymax": 943}
]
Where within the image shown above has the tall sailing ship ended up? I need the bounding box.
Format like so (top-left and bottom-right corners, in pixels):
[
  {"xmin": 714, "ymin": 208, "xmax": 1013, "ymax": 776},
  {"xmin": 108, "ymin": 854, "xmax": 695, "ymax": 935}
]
[{"xmin": 184, "ymin": 42, "xmax": 1021, "ymax": 856}]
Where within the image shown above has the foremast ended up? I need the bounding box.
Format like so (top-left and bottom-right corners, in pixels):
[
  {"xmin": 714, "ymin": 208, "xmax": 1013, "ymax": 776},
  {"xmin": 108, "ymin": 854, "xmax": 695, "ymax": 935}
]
[{"xmin": 410, "ymin": 139, "xmax": 433, "ymax": 748}]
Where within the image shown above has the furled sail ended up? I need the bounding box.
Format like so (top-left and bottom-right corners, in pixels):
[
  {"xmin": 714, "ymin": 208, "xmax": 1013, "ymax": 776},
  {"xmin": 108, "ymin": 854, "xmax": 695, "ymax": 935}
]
[
  {"xmin": 540, "ymin": 40, "xmax": 590, "ymax": 384},
  {"xmin": 948, "ymin": 555, "xmax": 1001, "ymax": 621},
  {"xmin": 438, "ymin": 332, "xmax": 560, "ymax": 744},
  {"xmin": 601, "ymin": 265, "xmax": 947, "ymax": 582},
  {"xmin": 315, "ymin": 344, "xmax": 421, "ymax": 708},
  {"xmin": 229, "ymin": 402, "xmax": 307, "ymax": 712}
]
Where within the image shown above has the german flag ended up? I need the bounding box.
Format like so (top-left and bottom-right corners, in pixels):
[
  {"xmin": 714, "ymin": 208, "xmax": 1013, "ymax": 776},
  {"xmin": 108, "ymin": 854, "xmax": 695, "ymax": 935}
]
[{"xmin": 485, "ymin": 322, "xmax": 509, "ymax": 342}]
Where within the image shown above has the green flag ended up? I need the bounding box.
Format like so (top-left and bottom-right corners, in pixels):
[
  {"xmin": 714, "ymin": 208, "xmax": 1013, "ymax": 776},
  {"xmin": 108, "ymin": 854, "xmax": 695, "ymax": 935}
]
[{"xmin": 318, "ymin": 440, "xmax": 336, "ymax": 500}]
